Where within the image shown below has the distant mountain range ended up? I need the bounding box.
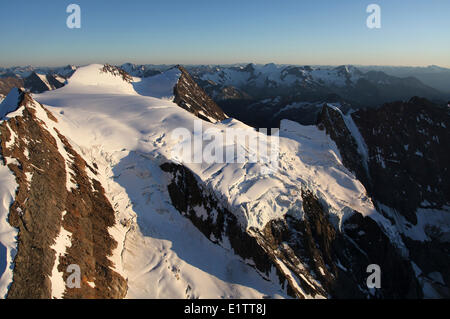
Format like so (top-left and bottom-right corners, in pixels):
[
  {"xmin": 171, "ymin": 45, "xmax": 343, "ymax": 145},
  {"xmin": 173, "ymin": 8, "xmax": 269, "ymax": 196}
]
[
  {"xmin": 2, "ymin": 63, "xmax": 449, "ymax": 94},
  {"xmin": 187, "ymin": 63, "xmax": 448, "ymax": 128},
  {"xmin": 357, "ymin": 65, "xmax": 450, "ymax": 94},
  {"xmin": 1, "ymin": 63, "xmax": 448, "ymax": 129},
  {"xmin": 0, "ymin": 65, "xmax": 75, "ymax": 96}
]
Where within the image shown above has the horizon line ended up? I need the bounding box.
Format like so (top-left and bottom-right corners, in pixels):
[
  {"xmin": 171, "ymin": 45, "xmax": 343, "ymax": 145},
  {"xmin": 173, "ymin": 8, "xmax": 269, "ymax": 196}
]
[{"xmin": 1, "ymin": 62, "xmax": 449, "ymax": 70}]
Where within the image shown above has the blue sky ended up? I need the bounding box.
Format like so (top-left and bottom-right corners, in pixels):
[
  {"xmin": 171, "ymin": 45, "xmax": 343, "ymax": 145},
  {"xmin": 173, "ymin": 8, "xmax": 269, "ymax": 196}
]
[{"xmin": 0, "ymin": 0, "xmax": 449, "ymax": 67}]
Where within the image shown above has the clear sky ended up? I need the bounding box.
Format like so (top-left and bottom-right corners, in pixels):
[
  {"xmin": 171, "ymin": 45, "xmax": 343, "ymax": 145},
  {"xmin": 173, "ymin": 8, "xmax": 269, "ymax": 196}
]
[{"xmin": 0, "ymin": 0, "xmax": 449, "ymax": 67}]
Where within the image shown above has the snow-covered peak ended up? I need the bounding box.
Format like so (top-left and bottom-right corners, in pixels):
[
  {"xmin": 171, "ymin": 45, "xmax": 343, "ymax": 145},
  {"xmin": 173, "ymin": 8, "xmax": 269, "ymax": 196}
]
[{"xmin": 63, "ymin": 64, "xmax": 135, "ymax": 94}]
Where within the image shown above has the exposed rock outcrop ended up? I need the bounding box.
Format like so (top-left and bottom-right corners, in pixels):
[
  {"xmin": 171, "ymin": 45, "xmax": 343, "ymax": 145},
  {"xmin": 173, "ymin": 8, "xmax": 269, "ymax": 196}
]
[
  {"xmin": 0, "ymin": 90, "xmax": 127, "ymax": 298},
  {"xmin": 100, "ymin": 64, "xmax": 133, "ymax": 83},
  {"xmin": 352, "ymin": 98, "xmax": 450, "ymax": 224},
  {"xmin": 173, "ymin": 66, "xmax": 228, "ymax": 123},
  {"xmin": 317, "ymin": 104, "xmax": 370, "ymax": 188},
  {"xmin": 24, "ymin": 72, "xmax": 65, "ymax": 94}
]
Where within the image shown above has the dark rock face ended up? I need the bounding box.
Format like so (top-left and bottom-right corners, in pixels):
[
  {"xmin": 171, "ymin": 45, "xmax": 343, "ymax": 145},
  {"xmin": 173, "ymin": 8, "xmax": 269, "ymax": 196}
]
[
  {"xmin": 0, "ymin": 91, "xmax": 127, "ymax": 299},
  {"xmin": 161, "ymin": 162, "xmax": 421, "ymax": 298},
  {"xmin": 317, "ymin": 105, "xmax": 370, "ymax": 188},
  {"xmin": 0, "ymin": 77, "xmax": 24, "ymax": 95},
  {"xmin": 352, "ymin": 98, "xmax": 450, "ymax": 297},
  {"xmin": 318, "ymin": 98, "xmax": 450, "ymax": 224},
  {"xmin": 173, "ymin": 66, "xmax": 228, "ymax": 123},
  {"xmin": 340, "ymin": 213, "xmax": 421, "ymax": 298},
  {"xmin": 219, "ymin": 99, "xmax": 326, "ymax": 129},
  {"xmin": 257, "ymin": 191, "xmax": 421, "ymax": 299},
  {"xmin": 0, "ymin": 72, "xmax": 65, "ymax": 95},
  {"xmin": 45, "ymin": 74, "xmax": 66, "ymax": 90},
  {"xmin": 317, "ymin": 98, "xmax": 450, "ymax": 297},
  {"xmin": 403, "ymin": 236, "xmax": 450, "ymax": 296},
  {"xmin": 23, "ymin": 72, "xmax": 65, "ymax": 94},
  {"xmin": 1, "ymin": 92, "xmax": 67, "ymax": 298},
  {"xmin": 352, "ymin": 97, "xmax": 450, "ymax": 224}
]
